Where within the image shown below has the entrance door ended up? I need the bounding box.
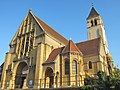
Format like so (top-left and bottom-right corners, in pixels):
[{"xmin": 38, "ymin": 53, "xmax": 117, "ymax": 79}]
[
  {"xmin": 15, "ymin": 62, "xmax": 28, "ymax": 88},
  {"xmin": 49, "ymin": 76, "xmax": 54, "ymax": 88},
  {"xmin": 15, "ymin": 75, "xmax": 26, "ymax": 88},
  {"xmin": 45, "ymin": 67, "xmax": 54, "ymax": 88},
  {"xmin": 20, "ymin": 76, "xmax": 26, "ymax": 88}
]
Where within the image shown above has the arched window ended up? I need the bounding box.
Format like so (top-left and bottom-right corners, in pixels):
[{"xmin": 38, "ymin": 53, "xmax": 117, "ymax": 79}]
[
  {"xmin": 25, "ymin": 36, "xmax": 29, "ymax": 54},
  {"xmin": 94, "ymin": 19, "xmax": 97, "ymax": 26},
  {"xmin": 91, "ymin": 20, "xmax": 94, "ymax": 26},
  {"xmin": 65, "ymin": 60, "xmax": 69, "ymax": 74},
  {"xmin": 30, "ymin": 32, "xmax": 34, "ymax": 51},
  {"xmin": 72, "ymin": 60, "xmax": 77, "ymax": 74},
  {"xmin": 21, "ymin": 37, "xmax": 25, "ymax": 55},
  {"xmin": 89, "ymin": 61, "xmax": 92, "ymax": 69}
]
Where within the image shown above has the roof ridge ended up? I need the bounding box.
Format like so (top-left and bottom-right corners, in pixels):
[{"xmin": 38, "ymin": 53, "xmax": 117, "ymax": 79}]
[
  {"xmin": 76, "ymin": 38, "xmax": 101, "ymax": 56},
  {"xmin": 62, "ymin": 40, "xmax": 82, "ymax": 55},
  {"xmin": 70, "ymin": 40, "xmax": 81, "ymax": 52},
  {"xmin": 76, "ymin": 37, "xmax": 100, "ymax": 45},
  {"xmin": 62, "ymin": 40, "xmax": 70, "ymax": 53},
  {"xmin": 70, "ymin": 40, "xmax": 83, "ymax": 55},
  {"xmin": 33, "ymin": 15, "xmax": 68, "ymax": 45},
  {"xmin": 34, "ymin": 15, "xmax": 60, "ymax": 34}
]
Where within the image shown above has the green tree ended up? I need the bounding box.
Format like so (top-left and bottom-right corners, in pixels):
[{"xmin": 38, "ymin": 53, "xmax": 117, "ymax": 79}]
[
  {"xmin": 84, "ymin": 76, "xmax": 97, "ymax": 86},
  {"xmin": 110, "ymin": 68, "xmax": 120, "ymax": 89},
  {"xmin": 97, "ymin": 71, "xmax": 106, "ymax": 87}
]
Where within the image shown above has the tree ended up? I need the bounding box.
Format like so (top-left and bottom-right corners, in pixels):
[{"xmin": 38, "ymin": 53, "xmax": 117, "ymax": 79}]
[
  {"xmin": 97, "ymin": 71, "xmax": 106, "ymax": 88},
  {"xmin": 84, "ymin": 76, "xmax": 97, "ymax": 86},
  {"xmin": 110, "ymin": 68, "xmax": 120, "ymax": 89},
  {"xmin": 83, "ymin": 70, "xmax": 120, "ymax": 90}
]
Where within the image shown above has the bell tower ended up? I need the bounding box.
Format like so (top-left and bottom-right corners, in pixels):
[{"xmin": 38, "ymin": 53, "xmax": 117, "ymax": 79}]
[{"xmin": 87, "ymin": 6, "xmax": 109, "ymax": 54}]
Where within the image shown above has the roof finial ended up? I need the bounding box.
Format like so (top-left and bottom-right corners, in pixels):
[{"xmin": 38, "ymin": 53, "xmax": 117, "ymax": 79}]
[
  {"xmin": 90, "ymin": 0, "xmax": 94, "ymax": 7},
  {"xmin": 29, "ymin": 8, "xmax": 32, "ymax": 12}
]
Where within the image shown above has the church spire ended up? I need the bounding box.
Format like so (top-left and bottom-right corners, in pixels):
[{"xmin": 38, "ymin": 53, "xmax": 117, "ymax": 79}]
[
  {"xmin": 87, "ymin": 6, "xmax": 99, "ymax": 20},
  {"xmin": 87, "ymin": 5, "xmax": 109, "ymax": 54}
]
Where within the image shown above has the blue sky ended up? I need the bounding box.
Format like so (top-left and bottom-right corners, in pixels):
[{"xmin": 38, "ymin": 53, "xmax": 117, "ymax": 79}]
[{"xmin": 0, "ymin": 0, "xmax": 120, "ymax": 68}]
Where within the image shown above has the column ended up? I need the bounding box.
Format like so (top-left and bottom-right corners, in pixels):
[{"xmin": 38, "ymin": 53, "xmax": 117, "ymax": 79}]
[
  {"xmin": 1, "ymin": 53, "xmax": 11, "ymax": 89},
  {"xmin": 9, "ymin": 73, "xmax": 16, "ymax": 89},
  {"xmin": 33, "ymin": 27, "xmax": 36, "ymax": 47},
  {"xmin": 23, "ymin": 35, "xmax": 27, "ymax": 56},
  {"xmin": 33, "ymin": 43, "xmax": 44, "ymax": 89},
  {"xmin": 46, "ymin": 77, "xmax": 49, "ymax": 88},
  {"xmin": 23, "ymin": 79, "xmax": 28, "ymax": 89}
]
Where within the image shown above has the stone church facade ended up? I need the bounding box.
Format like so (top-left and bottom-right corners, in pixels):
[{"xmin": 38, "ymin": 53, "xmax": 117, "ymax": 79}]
[{"xmin": 1, "ymin": 7, "xmax": 114, "ymax": 89}]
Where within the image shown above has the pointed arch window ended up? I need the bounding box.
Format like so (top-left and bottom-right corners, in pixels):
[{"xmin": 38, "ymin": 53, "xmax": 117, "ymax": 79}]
[
  {"xmin": 89, "ymin": 61, "xmax": 92, "ymax": 69},
  {"xmin": 91, "ymin": 20, "xmax": 94, "ymax": 26},
  {"xmin": 72, "ymin": 60, "xmax": 77, "ymax": 74},
  {"xmin": 30, "ymin": 32, "xmax": 34, "ymax": 51},
  {"xmin": 65, "ymin": 60, "xmax": 70, "ymax": 74},
  {"xmin": 30, "ymin": 37, "xmax": 33, "ymax": 50},
  {"xmin": 94, "ymin": 19, "xmax": 97, "ymax": 26},
  {"xmin": 21, "ymin": 37, "xmax": 25, "ymax": 55},
  {"xmin": 25, "ymin": 36, "xmax": 29, "ymax": 53}
]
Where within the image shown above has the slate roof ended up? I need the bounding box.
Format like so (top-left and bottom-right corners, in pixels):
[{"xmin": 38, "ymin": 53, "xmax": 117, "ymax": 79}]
[
  {"xmin": 87, "ymin": 7, "xmax": 99, "ymax": 20},
  {"xmin": 76, "ymin": 38, "xmax": 100, "ymax": 56}
]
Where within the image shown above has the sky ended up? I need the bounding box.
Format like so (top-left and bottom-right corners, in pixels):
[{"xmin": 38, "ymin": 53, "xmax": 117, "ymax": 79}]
[{"xmin": 0, "ymin": 0, "xmax": 120, "ymax": 68}]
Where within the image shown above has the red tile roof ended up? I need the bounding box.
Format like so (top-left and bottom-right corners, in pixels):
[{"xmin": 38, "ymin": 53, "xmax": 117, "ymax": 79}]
[
  {"xmin": 43, "ymin": 48, "xmax": 61, "ymax": 64},
  {"xmin": 28, "ymin": 11, "xmax": 101, "ymax": 63},
  {"xmin": 62, "ymin": 40, "xmax": 82, "ymax": 55},
  {"xmin": 76, "ymin": 38, "xmax": 100, "ymax": 56},
  {"xmin": 33, "ymin": 15, "xmax": 68, "ymax": 45},
  {"xmin": 43, "ymin": 38, "xmax": 100, "ymax": 64}
]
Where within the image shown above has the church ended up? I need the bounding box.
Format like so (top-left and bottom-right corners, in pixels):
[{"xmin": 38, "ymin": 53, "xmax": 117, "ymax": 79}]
[{"xmin": 0, "ymin": 6, "xmax": 114, "ymax": 89}]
